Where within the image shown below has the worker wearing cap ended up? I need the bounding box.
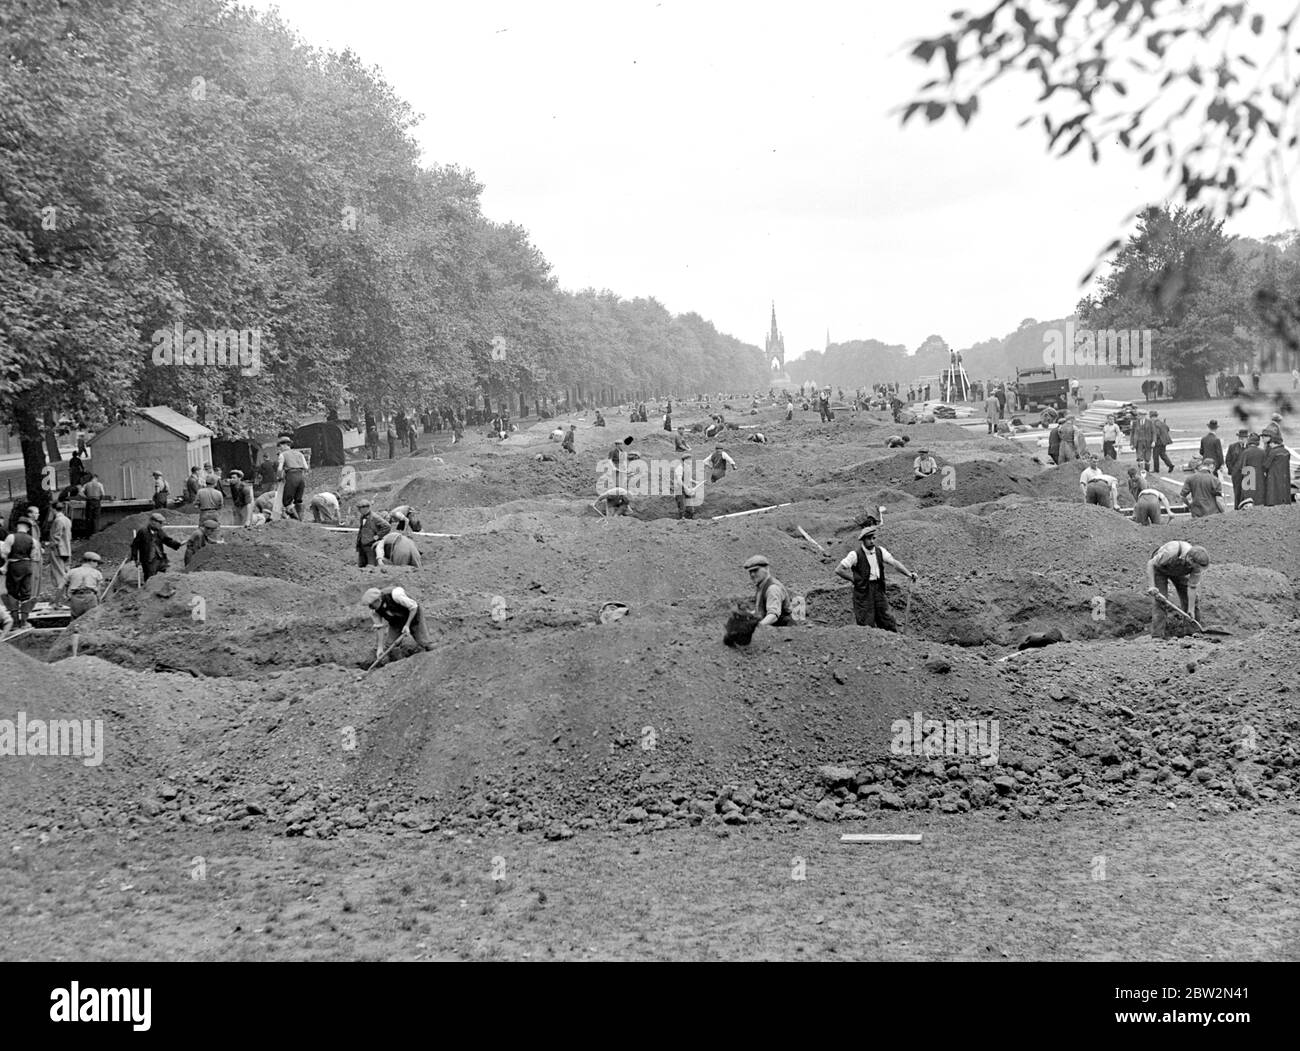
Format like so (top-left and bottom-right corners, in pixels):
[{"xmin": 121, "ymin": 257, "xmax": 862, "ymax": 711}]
[
  {"xmin": 130, "ymin": 512, "xmax": 182, "ymax": 582},
  {"xmin": 913, "ymin": 449, "xmax": 937, "ymax": 480},
  {"xmin": 194, "ymin": 473, "xmax": 224, "ymax": 524},
  {"xmin": 1146, "ymin": 541, "xmax": 1210, "ymax": 638},
  {"xmin": 388, "ymin": 505, "xmax": 422, "ymax": 533},
  {"xmin": 1179, "ymin": 459, "xmax": 1225, "ymax": 517},
  {"xmin": 834, "ymin": 524, "xmax": 917, "ymax": 631},
  {"xmin": 744, "ymin": 556, "xmax": 794, "ymax": 629},
  {"xmin": 1, "ymin": 516, "xmax": 41, "ymax": 624},
  {"xmin": 362, "ymin": 585, "xmax": 434, "ymax": 664},
  {"xmin": 354, "ymin": 498, "xmax": 390, "ymax": 567},
  {"xmin": 704, "ymin": 444, "xmax": 738, "ymax": 482},
  {"xmin": 64, "ymin": 551, "xmax": 104, "ymax": 618},
  {"xmin": 184, "ymin": 516, "xmax": 222, "ymax": 568},
  {"xmin": 1079, "ymin": 455, "xmax": 1119, "ymax": 508},
  {"xmin": 309, "ymin": 491, "xmax": 341, "ymax": 524},
  {"xmin": 228, "ymin": 470, "xmax": 254, "ymax": 527},
  {"xmin": 1225, "ymin": 427, "xmax": 1249, "ymax": 509},
  {"xmin": 151, "ymin": 470, "xmax": 171, "ymax": 510},
  {"xmin": 276, "ymin": 437, "xmax": 309, "ymax": 521}
]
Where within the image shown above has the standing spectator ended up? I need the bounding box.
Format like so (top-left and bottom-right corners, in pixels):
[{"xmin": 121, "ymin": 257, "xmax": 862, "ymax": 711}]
[
  {"xmin": 47, "ymin": 501, "xmax": 73, "ymax": 599},
  {"xmin": 1262, "ymin": 433, "xmax": 1292, "ymax": 506},
  {"xmin": 1150, "ymin": 411, "xmax": 1174, "ymax": 473},
  {"xmin": 81, "ymin": 474, "xmax": 104, "ymax": 534},
  {"xmin": 1225, "ymin": 427, "xmax": 1249, "ymax": 509},
  {"xmin": 1131, "ymin": 411, "xmax": 1155, "ymax": 470},
  {"xmin": 983, "ymin": 392, "xmax": 1000, "ymax": 434},
  {"xmin": 68, "ymin": 452, "xmax": 85, "ymax": 488},
  {"xmin": 256, "ymin": 451, "xmax": 278, "ymax": 494},
  {"xmin": 1251, "ymin": 369, "xmax": 1261, "ymax": 392},
  {"xmin": 183, "ymin": 466, "xmax": 202, "ymax": 505},
  {"xmin": 1199, "ymin": 419, "xmax": 1224, "ymax": 475},
  {"xmin": 1238, "ymin": 433, "xmax": 1266, "ymax": 506}
]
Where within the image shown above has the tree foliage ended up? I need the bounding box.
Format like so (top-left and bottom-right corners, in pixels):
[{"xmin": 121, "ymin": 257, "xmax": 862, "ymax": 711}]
[{"xmin": 0, "ymin": 0, "xmax": 765, "ymax": 502}]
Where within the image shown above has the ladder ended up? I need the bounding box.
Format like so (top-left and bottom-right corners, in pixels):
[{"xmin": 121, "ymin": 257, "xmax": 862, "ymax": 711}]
[{"xmin": 942, "ymin": 354, "xmax": 971, "ymax": 402}]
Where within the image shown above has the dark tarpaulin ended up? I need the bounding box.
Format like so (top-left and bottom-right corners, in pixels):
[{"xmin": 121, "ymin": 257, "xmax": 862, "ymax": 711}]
[{"xmin": 293, "ymin": 422, "xmax": 346, "ymax": 466}]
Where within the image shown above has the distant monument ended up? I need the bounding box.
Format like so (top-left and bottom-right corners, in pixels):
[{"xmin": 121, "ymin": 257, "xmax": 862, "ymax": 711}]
[{"xmin": 766, "ymin": 303, "xmax": 793, "ymax": 387}]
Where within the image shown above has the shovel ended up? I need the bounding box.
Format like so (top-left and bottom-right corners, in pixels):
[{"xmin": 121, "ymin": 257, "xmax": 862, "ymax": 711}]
[
  {"xmin": 1151, "ymin": 590, "xmax": 1232, "ymax": 636},
  {"xmin": 365, "ymin": 629, "xmax": 406, "ymax": 672}
]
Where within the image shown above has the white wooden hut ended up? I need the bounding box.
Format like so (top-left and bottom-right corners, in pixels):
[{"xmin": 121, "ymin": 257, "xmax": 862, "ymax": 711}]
[{"xmin": 88, "ymin": 407, "xmax": 213, "ymax": 501}]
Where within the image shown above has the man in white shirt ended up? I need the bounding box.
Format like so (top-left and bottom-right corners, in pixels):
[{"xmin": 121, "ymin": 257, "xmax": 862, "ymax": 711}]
[
  {"xmin": 745, "ymin": 555, "xmax": 794, "ymax": 630},
  {"xmin": 704, "ymin": 445, "xmax": 737, "ymax": 482},
  {"xmin": 1101, "ymin": 415, "xmax": 1121, "ymax": 460},
  {"xmin": 1079, "ymin": 456, "xmax": 1119, "ymax": 508},
  {"xmin": 1132, "ymin": 485, "xmax": 1173, "ymax": 527},
  {"xmin": 308, "ymin": 491, "xmax": 340, "ymax": 524},
  {"xmin": 833, "ymin": 524, "xmax": 917, "ymax": 631},
  {"xmin": 913, "ymin": 449, "xmax": 937, "ymax": 480},
  {"xmin": 1146, "ymin": 541, "xmax": 1210, "ymax": 638},
  {"xmin": 362, "ymin": 585, "xmax": 434, "ymax": 664}
]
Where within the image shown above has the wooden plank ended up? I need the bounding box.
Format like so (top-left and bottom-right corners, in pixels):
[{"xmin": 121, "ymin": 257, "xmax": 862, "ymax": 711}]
[
  {"xmin": 839, "ymin": 833, "xmax": 923, "ymax": 843},
  {"xmin": 710, "ymin": 502, "xmax": 793, "ymax": 520}
]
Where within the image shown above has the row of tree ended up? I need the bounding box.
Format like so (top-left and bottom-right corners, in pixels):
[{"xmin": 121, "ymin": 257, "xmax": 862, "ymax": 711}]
[{"xmin": 0, "ymin": 0, "xmax": 768, "ymax": 504}]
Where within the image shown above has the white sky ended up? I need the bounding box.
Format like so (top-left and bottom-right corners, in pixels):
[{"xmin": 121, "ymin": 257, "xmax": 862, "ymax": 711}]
[{"xmin": 246, "ymin": 0, "xmax": 1292, "ymax": 359}]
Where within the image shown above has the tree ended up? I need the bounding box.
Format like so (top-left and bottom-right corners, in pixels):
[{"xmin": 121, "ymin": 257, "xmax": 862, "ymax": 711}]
[{"xmin": 1077, "ymin": 206, "xmax": 1253, "ymax": 398}]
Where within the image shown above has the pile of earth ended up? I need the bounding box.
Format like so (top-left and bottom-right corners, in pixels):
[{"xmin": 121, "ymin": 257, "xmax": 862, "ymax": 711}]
[{"xmin": 4, "ymin": 620, "xmax": 1296, "ymax": 843}]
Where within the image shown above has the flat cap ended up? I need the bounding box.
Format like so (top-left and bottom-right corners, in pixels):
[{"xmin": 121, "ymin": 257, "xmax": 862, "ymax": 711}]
[
  {"xmin": 858, "ymin": 525, "xmax": 878, "ymax": 540},
  {"xmin": 149, "ymin": 512, "xmax": 165, "ymax": 523},
  {"xmin": 81, "ymin": 551, "xmax": 102, "ymax": 563},
  {"xmin": 743, "ymin": 555, "xmax": 769, "ymax": 569}
]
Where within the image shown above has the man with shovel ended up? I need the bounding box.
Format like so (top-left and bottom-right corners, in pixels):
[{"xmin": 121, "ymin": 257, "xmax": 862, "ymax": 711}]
[
  {"xmin": 361, "ymin": 585, "xmax": 434, "ymax": 667},
  {"xmin": 1145, "ymin": 541, "xmax": 1211, "ymax": 639},
  {"xmin": 834, "ymin": 523, "xmax": 918, "ymax": 631}
]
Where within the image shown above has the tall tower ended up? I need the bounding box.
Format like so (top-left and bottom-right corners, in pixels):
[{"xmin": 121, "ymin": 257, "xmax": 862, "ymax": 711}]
[{"xmin": 766, "ymin": 303, "xmax": 788, "ymax": 382}]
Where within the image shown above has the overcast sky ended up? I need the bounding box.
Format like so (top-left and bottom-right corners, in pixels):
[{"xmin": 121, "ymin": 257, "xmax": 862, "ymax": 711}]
[{"xmin": 246, "ymin": 0, "xmax": 1290, "ymax": 361}]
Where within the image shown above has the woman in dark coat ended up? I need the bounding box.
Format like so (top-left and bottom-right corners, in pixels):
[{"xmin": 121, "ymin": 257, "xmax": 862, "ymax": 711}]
[
  {"xmin": 1262, "ymin": 438, "xmax": 1292, "ymax": 506},
  {"xmin": 1238, "ymin": 434, "xmax": 1266, "ymax": 507}
]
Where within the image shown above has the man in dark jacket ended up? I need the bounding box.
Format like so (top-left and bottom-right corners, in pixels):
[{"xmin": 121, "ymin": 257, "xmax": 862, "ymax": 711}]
[
  {"xmin": 1262, "ymin": 435, "xmax": 1292, "ymax": 506},
  {"xmin": 1198, "ymin": 419, "xmax": 1224, "ymax": 474},
  {"xmin": 1150, "ymin": 411, "xmax": 1174, "ymax": 473},
  {"xmin": 130, "ymin": 512, "xmax": 182, "ymax": 582},
  {"xmin": 354, "ymin": 498, "xmax": 390, "ymax": 567},
  {"xmin": 1238, "ymin": 434, "xmax": 1266, "ymax": 507},
  {"xmin": 1225, "ymin": 428, "xmax": 1248, "ymax": 509}
]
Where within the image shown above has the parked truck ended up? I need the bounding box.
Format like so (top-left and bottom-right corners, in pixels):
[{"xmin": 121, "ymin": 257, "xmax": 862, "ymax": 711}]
[{"xmin": 1014, "ymin": 365, "xmax": 1070, "ymax": 412}]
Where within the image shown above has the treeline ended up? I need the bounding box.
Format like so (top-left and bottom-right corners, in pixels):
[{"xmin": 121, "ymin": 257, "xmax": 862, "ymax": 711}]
[
  {"xmin": 0, "ymin": 0, "xmax": 766, "ymax": 499},
  {"xmin": 788, "ymin": 210, "xmax": 1300, "ymax": 395}
]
